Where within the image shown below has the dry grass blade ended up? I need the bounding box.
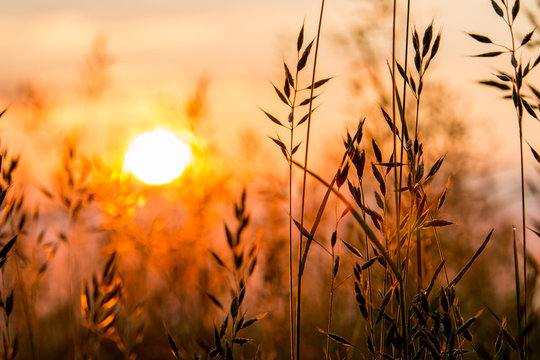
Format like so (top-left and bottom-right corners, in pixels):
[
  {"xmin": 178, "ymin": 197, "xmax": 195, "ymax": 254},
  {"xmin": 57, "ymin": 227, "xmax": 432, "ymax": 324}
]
[
  {"xmin": 259, "ymin": 107, "xmax": 285, "ymax": 127},
  {"xmin": 376, "ymin": 283, "xmax": 397, "ymax": 324},
  {"xmin": 468, "ymin": 33, "xmax": 493, "ymax": 44},
  {"xmin": 318, "ymin": 328, "xmax": 354, "ymax": 347},
  {"xmin": 306, "ymin": 77, "xmax": 333, "ymax": 90},
  {"xmin": 292, "ymin": 218, "xmax": 331, "ymax": 264},
  {"xmin": 206, "ymin": 293, "xmax": 224, "ymax": 310},
  {"xmin": 0, "ymin": 235, "xmax": 17, "ymax": 262},
  {"xmin": 342, "ymin": 240, "xmax": 363, "ymax": 259},
  {"xmin": 297, "ymin": 171, "xmax": 335, "ymax": 276},
  {"xmin": 426, "ymin": 260, "xmax": 446, "ymax": 296},
  {"xmin": 527, "ymin": 142, "xmax": 540, "ymax": 164},
  {"xmin": 449, "ymin": 229, "xmax": 494, "ymax": 286},
  {"xmin": 290, "ymin": 158, "xmax": 402, "ymax": 281},
  {"xmin": 297, "ymin": 40, "xmax": 314, "ymax": 72},
  {"xmin": 327, "ymin": 333, "xmax": 353, "ymax": 347},
  {"xmin": 293, "ymin": 218, "xmax": 314, "ymax": 241},
  {"xmin": 241, "ymin": 312, "xmax": 268, "ymax": 330},
  {"xmin": 456, "ymin": 309, "xmax": 483, "ymax": 335},
  {"xmin": 472, "ymin": 51, "xmax": 504, "ymax": 57},
  {"xmin": 422, "ymin": 219, "xmax": 454, "ymax": 228},
  {"xmin": 298, "ymin": 123, "xmax": 363, "ymax": 275},
  {"xmin": 479, "ymin": 80, "xmax": 511, "ymax": 90},
  {"xmin": 168, "ymin": 333, "xmax": 183, "ymax": 360}
]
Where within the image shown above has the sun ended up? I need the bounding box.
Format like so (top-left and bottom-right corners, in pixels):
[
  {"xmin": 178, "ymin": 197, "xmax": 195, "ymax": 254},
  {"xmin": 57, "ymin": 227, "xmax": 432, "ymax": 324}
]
[{"xmin": 124, "ymin": 129, "xmax": 192, "ymax": 185}]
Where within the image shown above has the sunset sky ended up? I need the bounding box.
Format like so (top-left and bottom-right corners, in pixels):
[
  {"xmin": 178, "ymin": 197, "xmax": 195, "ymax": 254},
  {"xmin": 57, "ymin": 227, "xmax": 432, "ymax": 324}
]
[
  {"xmin": 3, "ymin": 4, "xmax": 540, "ymax": 359},
  {"xmin": 0, "ymin": 0, "xmax": 539, "ymax": 199}
]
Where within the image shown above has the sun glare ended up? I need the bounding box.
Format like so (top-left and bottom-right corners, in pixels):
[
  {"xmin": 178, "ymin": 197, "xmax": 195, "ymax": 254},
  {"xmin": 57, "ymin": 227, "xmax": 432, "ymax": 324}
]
[{"xmin": 124, "ymin": 129, "xmax": 192, "ymax": 185}]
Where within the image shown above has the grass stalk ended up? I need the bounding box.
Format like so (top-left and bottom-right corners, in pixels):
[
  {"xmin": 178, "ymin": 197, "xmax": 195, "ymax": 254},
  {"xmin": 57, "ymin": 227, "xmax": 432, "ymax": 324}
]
[
  {"xmin": 291, "ymin": 158, "xmax": 402, "ymax": 280},
  {"xmin": 0, "ymin": 270, "xmax": 12, "ymax": 358},
  {"xmin": 325, "ymin": 244, "xmax": 335, "ymax": 359},
  {"xmin": 397, "ymin": 0, "xmax": 412, "ymax": 356},
  {"xmin": 517, "ymin": 112, "xmax": 527, "ymax": 358},
  {"xmin": 390, "ymin": 2, "xmax": 399, "ymax": 353},
  {"xmin": 289, "ymin": 127, "xmax": 295, "ymax": 357},
  {"xmin": 15, "ymin": 263, "xmax": 36, "ymax": 359},
  {"xmin": 288, "ymin": 44, "xmax": 303, "ymax": 360},
  {"xmin": 289, "ymin": 127, "xmax": 295, "ymax": 360},
  {"xmin": 391, "ymin": 0, "xmax": 398, "ymax": 268},
  {"xmin": 296, "ymin": 1, "xmax": 325, "ymax": 358},
  {"xmin": 512, "ymin": 226, "xmax": 524, "ymax": 360},
  {"xmin": 415, "ymin": 232, "xmax": 422, "ymax": 291},
  {"xmin": 359, "ymin": 183, "xmax": 374, "ymax": 329},
  {"xmin": 413, "ymin": 84, "xmax": 422, "ymax": 293},
  {"xmin": 503, "ymin": 2, "xmax": 527, "ymax": 356}
]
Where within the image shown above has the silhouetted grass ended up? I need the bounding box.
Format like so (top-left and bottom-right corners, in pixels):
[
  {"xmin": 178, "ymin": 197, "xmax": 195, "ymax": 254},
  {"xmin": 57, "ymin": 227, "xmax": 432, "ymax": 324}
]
[{"xmin": 0, "ymin": 1, "xmax": 538, "ymax": 359}]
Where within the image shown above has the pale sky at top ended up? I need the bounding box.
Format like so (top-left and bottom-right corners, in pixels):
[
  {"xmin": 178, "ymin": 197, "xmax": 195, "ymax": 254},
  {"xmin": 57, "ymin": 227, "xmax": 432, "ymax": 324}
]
[
  {"xmin": 0, "ymin": 0, "xmax": 509, "ymax": 90},
  {"xmin": 3, "ymin": 0, "xmax": 271, "ymax": 16}
]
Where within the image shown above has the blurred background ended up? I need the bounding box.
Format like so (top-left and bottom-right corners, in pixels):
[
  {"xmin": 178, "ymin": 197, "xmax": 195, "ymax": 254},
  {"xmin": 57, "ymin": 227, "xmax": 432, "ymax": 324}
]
[{"xmin": 0, "ymin": 0, "xmax": 539, "ymax": 358}]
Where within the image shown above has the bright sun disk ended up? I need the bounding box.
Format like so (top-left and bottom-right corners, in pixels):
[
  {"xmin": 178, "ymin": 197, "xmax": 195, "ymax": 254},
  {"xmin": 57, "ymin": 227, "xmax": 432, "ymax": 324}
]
[{"xmin": 124, "ymin": 129, "xmax": 192, "ymax": 185}]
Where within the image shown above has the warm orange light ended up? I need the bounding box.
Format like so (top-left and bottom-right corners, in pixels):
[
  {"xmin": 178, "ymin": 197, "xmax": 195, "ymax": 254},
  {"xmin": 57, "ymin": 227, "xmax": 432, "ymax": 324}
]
[{"xmin": 124, "ymin": 129, "xmax": 192, "ymax": 185}]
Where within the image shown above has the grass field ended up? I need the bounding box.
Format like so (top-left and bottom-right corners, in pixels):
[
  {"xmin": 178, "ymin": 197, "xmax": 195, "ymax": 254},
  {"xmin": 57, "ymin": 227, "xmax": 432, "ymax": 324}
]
[{"xmin": 0, "ymin": 0, "xmax": 539, "ymax": 359}]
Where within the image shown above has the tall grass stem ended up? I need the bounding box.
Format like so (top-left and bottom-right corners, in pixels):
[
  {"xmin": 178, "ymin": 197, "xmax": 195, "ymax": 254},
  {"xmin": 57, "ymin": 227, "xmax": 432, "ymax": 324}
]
[
  {"xmin": 297, "ymin": 1, "xmax": 325, "ymax": 359},
  {"xmin": 503, "ymin": 3, "xmax": 527, "ymax": 355}
]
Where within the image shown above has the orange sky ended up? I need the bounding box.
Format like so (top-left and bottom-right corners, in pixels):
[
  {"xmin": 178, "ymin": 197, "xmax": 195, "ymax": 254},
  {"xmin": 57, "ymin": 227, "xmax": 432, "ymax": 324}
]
[{"xmin": 0, "ymin": 0, "xmax": 539, "ymax": 216}]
